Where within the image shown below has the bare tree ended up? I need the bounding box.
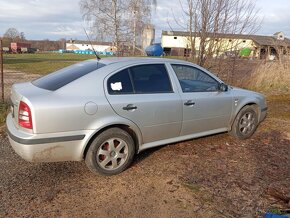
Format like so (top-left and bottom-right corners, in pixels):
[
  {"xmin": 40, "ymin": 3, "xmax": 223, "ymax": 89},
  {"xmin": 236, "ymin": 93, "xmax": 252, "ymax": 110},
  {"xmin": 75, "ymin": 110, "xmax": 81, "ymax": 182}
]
[
  {"xmin": 2, "ymin": 28, "xmax": 27, "ymax": 47},
  {"xmin": 271, "ymin": 39, "xmax": 290, "ymax": 66},
  {"xmin": 3, "ymin": 28, "xmax": 21, "ymax": 41},
  {"xmin": 20, "ymin": 32, "xmax": 26, "ymax": 41},
  {"xmin": 80, "ymin": 0, "xmax": 128, "ymax": 51},
  {"xmin": 80, "ymin": 0, "xmax": 156, "ymax": 54},
  {"xmin": 173, "ymin": 0, "xmax": 260, "ymax": 66}
]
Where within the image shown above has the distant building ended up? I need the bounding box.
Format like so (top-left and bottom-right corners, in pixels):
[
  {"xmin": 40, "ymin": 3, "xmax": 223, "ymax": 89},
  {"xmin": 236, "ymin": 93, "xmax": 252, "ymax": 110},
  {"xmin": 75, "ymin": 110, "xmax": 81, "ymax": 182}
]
[
  {"xmin": 66, "ymin": 40, "xmax": 115, "ymax": 52},
  {"xmin": 161, "ymin": 30, "xmax": 290, "ymax": 59},
  {"xmin": 2, "ymin": 47, "xmax": 11, "ymax": 53},
  {"xmin": 274, "ymin": 31, "xmax": 285, "ymax": 41},
  {"xmin": 10, "ymin": 42, "xmax": 31, "ymax": 53}
]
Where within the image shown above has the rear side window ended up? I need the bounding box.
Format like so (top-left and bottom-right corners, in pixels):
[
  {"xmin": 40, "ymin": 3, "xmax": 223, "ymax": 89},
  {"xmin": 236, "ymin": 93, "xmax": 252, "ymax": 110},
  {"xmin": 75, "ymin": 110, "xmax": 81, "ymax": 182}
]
[
  {"xmin": 32, "ymin": 61, "xmax": 105, "ymax": 91},
  {"xmin": 107, "ymin": 69, "xmax": 133, "ymax": 94},
  {"xmin": 107, "ymin": 64, "xmax": 172, "ymax": 95}
]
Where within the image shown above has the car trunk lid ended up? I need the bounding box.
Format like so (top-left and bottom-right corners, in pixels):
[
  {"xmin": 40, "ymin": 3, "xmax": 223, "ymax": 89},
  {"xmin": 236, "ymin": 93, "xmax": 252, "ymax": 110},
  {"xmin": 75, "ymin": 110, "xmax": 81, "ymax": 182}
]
[{"xmin": 10, "ymin": 82, "xmax": 52, "ymax": 130}]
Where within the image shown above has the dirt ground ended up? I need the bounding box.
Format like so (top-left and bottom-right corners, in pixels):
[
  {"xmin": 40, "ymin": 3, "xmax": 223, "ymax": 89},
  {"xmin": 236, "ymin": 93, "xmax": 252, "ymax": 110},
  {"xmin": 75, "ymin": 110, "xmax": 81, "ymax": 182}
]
[{"xmin": 0, "ymin": 69, "xmax": 289, "ymax": 217}]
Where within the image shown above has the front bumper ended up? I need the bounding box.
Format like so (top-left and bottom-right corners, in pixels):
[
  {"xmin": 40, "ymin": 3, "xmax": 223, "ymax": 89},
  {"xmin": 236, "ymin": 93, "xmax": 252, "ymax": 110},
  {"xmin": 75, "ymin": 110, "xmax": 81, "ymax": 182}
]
[{"xmin": 6, "ymin": 114, "xmax": 93, "ymax": 162}]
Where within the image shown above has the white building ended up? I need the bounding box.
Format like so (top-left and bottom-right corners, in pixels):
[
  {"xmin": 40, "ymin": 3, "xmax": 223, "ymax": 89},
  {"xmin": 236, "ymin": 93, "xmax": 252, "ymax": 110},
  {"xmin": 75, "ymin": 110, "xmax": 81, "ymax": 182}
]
[
  {"xmin": 161, "ymin": 30, "xmax": 290, "ymax": 59},
  {"xmin": 66, "ymin": 40, "xmax": 114, "ymax": 52}
]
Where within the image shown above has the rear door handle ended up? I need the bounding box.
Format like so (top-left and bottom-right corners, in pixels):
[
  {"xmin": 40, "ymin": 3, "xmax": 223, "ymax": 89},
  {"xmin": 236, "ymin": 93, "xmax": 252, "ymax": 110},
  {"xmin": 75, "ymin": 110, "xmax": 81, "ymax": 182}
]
[
  {"xmin": 123, "ymin": 104, "xmax": 137, "ymax": 111},
  {"xmin": 184, "ymin": 100, "xmax": 195, "ymax": 106}
]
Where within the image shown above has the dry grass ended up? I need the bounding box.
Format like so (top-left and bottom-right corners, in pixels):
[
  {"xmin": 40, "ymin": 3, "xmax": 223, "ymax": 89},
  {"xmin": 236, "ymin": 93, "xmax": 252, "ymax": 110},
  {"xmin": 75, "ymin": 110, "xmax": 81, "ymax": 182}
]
[
  {"xmin": 0, "ymin": 101, "xmax": 9, "ymax": 127},
  {"xmin": 249, "ymin": 62, "xmax": 290, "ymax": 93},
  {"xmin": 267, "ymin": 94, "xmax": 290, "ymax": 121}
]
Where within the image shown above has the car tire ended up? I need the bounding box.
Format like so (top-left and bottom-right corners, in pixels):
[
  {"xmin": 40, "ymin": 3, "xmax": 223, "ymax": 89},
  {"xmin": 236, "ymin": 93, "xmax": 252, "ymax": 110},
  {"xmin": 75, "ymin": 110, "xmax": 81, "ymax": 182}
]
[
  {"xmin": 85, "ymin": 128, "xmax": 135, "ymax": 176},
  {"xmin": 230, "ymin": 105, "xmax": 258, "ymax": 140}
]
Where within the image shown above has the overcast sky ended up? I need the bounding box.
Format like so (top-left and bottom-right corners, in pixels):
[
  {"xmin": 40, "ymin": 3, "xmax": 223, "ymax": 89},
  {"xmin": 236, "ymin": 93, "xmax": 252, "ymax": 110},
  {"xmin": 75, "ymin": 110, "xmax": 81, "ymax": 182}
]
[{"xmin": 0, "ymin": 0, "xmax": 289, "ymax": 41}]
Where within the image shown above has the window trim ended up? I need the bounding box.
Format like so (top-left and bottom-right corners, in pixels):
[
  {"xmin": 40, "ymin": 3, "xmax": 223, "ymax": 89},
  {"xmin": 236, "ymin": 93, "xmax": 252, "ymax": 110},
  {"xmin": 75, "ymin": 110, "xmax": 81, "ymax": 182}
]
[
  {"xmin": 171, "ymin": 64, "xmax": 220, "ymax": 93},
  {"xmin": 107, "ymin": 63, "xmax": 174, "ymax": 95}
]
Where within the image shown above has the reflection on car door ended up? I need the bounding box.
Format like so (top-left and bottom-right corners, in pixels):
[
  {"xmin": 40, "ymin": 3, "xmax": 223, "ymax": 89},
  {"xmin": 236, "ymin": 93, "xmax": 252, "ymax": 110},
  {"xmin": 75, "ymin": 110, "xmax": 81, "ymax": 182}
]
[
  {"xmin": 105, "ymin": 64, "xmax": 183, "ymax": 144},
  {"xmin": 171, "ymin": 64, "xmax": 233, "ymax": 136}
]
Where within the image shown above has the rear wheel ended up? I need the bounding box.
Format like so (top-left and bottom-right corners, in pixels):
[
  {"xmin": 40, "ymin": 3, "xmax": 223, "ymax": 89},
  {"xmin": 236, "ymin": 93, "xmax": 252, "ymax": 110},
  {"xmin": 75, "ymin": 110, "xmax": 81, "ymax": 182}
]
[
  {"xmin": 85, "ymin": 128, "xmax": 135, "ymax": 175},
  {"xmin": 230, "ymin": 105, "xmax": 258, "ymax": 139}
]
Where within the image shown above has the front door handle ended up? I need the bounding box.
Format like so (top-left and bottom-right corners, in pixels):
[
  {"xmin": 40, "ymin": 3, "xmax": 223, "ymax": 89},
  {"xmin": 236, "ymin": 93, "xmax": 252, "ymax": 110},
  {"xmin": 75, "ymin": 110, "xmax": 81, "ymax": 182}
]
[
  {"xmin": 123, "ymin": 104, "xmax": 137, "ymax": 111},
  {"xmin": 184, "ymin": 100, "xmax": 195, "ymax": 106}
]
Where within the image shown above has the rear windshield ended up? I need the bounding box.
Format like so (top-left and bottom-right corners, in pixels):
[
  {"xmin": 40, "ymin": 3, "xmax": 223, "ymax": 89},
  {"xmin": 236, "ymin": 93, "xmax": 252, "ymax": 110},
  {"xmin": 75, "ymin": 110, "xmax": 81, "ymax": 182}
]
[{"xmin": 32, "ymin": 61, "xmax": 105, "ymax": 91}]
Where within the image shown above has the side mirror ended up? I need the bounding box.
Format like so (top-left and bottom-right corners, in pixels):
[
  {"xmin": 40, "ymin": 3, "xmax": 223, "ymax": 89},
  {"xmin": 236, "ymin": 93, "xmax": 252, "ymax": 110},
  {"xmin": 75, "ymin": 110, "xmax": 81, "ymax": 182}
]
[{"xmin": 219, "ymin": 83, "xmax": 228, "ymax": 92}]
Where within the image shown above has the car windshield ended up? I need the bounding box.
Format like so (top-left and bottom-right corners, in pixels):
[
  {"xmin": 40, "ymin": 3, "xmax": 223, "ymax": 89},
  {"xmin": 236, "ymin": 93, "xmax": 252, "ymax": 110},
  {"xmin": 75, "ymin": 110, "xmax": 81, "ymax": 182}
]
[{"xmin": 32, "ymin": 60, "xmax": 105, "ymax": 91}]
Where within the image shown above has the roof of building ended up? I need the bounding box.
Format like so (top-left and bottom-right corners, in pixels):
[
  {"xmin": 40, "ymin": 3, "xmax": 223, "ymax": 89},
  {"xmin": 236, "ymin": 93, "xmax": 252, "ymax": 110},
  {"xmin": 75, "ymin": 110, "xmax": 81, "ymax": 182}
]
[
  {"xmin": 67, "ymin": 40, "xmax": 112, "ymax": 46},
  {"xmin": 66, "ymin": 44, "xmax": 80, "ymax": 50},
  {"xmin": 273, "ymin": 32, "xmax": 283, "ymax": 36},
  {"xmin": 162, "ymin": 30, "xmax": 290, "ymax": 47}
]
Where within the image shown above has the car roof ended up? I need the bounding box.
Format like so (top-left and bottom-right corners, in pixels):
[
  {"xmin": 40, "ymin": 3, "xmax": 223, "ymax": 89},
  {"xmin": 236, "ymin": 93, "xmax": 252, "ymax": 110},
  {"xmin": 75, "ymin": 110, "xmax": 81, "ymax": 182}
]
[{"xmin": 97, "ymin": 57, "xmax": 191, "ymax": 65}]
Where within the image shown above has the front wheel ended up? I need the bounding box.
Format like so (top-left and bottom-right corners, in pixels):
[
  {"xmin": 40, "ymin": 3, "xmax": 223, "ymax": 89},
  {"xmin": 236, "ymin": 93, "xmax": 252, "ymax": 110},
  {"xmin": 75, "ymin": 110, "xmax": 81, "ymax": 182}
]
[
  {"xmin": 230, "ymin": 105, "xmax": 259, "ymax": 140},
  {"xmin": 85, "ymin": 128, "xmax": 135, "ymax": 176}
]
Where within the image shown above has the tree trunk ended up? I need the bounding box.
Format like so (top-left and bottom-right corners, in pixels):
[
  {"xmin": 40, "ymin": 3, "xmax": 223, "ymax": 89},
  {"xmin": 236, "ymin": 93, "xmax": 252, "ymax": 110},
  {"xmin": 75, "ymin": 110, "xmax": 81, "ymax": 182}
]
[{"xmin": 113, "ymin": 0, "xmax": 119, "ymax": 52}]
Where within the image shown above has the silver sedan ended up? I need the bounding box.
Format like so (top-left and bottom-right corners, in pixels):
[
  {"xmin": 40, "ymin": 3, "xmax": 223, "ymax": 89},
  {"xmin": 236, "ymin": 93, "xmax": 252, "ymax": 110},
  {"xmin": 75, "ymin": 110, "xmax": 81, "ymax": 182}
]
[{"xmin": 6, "ymin": 57, "xmax": 267, "ymax": 175}]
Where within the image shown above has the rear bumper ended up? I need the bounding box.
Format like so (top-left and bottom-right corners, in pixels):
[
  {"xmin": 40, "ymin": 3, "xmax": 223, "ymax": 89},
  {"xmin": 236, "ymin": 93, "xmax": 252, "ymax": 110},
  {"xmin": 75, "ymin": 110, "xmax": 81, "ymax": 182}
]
[{"xmin": 6, "ymin": 114, "xmax": 93, "ymax": 162}]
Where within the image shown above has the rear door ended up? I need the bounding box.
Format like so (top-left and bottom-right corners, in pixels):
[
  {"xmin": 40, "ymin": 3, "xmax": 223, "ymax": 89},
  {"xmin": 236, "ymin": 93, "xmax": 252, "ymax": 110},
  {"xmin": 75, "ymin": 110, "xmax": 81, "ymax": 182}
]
[
  {"xmin": 105, "ymin": 63, "xmax": 182, "ymax": 144},
  {"xmin": 170, "ymin": 64, "xmax": 233, "ymax": 136}
]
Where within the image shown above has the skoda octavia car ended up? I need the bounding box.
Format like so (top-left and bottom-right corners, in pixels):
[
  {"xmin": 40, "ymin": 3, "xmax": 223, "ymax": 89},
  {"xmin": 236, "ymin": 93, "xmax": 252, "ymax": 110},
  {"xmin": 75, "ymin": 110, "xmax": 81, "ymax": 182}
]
[{"xmin": 6, "ymin": 57, "xmax": 267, "ymax": 175}]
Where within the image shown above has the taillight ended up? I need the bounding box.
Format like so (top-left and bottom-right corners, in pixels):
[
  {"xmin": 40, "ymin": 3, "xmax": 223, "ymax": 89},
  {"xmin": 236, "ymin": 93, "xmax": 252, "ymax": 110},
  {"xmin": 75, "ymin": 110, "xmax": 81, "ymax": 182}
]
[{"xmin": 18, "ymin": 101, "xmax": 33, "ymax": 129}]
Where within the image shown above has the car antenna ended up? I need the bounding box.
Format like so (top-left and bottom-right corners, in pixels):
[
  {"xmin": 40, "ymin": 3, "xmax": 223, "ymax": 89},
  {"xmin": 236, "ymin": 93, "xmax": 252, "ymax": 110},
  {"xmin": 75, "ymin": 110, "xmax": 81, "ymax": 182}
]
[{"xmin": 83, "ymin": 27, "xmax": 101, "ymax": 61}]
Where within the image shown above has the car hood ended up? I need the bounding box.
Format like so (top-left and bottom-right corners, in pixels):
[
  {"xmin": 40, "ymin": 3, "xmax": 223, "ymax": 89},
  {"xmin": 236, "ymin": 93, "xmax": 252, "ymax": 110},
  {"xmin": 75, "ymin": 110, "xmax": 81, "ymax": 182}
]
[{"xmin": 231, "ymin": 86, "xmax": 264, "ymax": 98}]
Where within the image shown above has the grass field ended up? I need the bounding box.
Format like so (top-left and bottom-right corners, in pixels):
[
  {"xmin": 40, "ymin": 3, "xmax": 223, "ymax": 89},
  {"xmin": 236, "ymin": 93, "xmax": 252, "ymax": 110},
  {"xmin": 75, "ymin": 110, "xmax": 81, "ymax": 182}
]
[{"xmin": 4, "ymin": 53, "xmax": 99, "ymax": 75}]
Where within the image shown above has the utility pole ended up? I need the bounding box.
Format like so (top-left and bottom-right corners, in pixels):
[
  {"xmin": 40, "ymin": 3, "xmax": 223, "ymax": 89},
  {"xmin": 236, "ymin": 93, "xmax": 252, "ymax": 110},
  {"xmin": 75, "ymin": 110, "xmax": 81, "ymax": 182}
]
[{"xmin": 0, "ymin": 38, "xmax": 4, "ymax": 102}]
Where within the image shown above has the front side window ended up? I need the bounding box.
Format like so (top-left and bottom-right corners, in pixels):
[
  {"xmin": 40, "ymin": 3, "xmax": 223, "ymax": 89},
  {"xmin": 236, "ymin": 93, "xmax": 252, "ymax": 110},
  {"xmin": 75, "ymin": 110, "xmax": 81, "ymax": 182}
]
[
  {"xmin": 107, "ymin": 64, "xmax": 172, "ymax": 95},
  {"xmin": 171, "ymin": 64, "xmax": 219, "ymax": 92}
]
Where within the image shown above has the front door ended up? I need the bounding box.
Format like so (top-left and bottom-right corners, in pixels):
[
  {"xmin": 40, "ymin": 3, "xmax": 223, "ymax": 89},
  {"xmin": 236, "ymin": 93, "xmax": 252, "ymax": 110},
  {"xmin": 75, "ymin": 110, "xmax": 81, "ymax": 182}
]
[
  {"xmin": 170, "ymin": 64, "xmax": 233, "ymax": 136},
  {"xmin": 105, "ymin": 64, "xmax": 182, "ymax": 144}
]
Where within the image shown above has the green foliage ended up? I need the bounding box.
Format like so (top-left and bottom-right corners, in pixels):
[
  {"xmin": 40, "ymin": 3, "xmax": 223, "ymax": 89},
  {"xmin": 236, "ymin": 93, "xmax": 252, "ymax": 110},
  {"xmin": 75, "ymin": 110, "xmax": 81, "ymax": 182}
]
[{"xmin": 268, "ymin": 208, "xmax": 282, "ymax": 215}]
